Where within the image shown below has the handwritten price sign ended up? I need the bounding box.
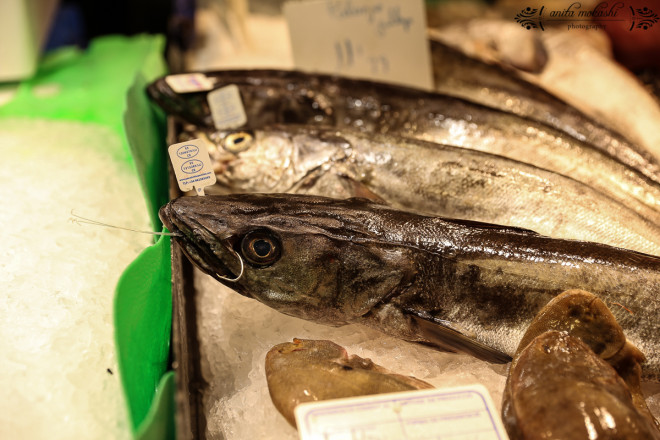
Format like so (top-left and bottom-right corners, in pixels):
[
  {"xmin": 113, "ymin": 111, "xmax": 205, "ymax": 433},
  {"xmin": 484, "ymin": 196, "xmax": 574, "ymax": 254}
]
[{"xmin": 284, "ymin": 0, "xmax": 432, "ymax": 90}]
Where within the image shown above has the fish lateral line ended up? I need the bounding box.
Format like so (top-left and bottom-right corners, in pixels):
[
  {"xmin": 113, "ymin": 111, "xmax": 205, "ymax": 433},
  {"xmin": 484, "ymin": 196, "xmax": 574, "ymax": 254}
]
[{"xmin": 69, "ymin": 210, "xmax": 181, "ymax": 237}]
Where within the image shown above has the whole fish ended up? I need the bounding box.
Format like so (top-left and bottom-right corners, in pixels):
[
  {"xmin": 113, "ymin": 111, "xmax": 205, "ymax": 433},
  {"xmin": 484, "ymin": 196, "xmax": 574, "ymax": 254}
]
[
  {"xmin": 265, "ymin": 338, "xmax": 433, "ymax": 427},
  {"xmin": 148, "ymin": 70, "xmax": 660, "ymax": 220},
  {"xmin": 158, "ymin": 193, "xmax": 660, "ymax": 381},
  {"xmin": 196, "ymin": 125, "xmax": 660, "ymax": 256},
  {"xmin": 504, "ymin": 331, "xmax": 660, "ymax": 440},
  {"xmin": 502, "ymin": 289, "xmax": 659, "ymax": 438}
]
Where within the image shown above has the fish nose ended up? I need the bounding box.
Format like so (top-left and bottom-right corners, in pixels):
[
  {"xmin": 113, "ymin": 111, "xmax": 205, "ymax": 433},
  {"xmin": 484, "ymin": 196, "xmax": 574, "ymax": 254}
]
[{"xmin": 158, "ymin": 204, "xmax": 175, "ymax": 231}]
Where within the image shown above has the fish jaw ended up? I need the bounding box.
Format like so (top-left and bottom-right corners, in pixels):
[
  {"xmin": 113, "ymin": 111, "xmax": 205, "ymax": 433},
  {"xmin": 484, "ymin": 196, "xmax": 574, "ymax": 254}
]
[{"xmin": 158, "ymin": 202, "xmax": 245, "ymax": 287}]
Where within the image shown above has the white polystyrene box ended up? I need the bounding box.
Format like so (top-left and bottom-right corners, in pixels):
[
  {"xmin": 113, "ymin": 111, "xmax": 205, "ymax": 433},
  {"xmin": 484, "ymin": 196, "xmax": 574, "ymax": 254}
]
[{"xmin": 0, "ymin": 0, "xmax": 58, "ymax": 82}]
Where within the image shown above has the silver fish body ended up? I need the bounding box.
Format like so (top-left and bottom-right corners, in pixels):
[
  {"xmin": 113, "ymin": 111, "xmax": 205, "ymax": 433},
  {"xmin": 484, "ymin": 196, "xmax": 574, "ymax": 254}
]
[
  {"xmin": 159, "ymin": 194, "xmax": 660, "ymax": 381},
  {"xmin": 149, "ymin": 70, "xmax": 660, "ymax": 220},
  {"xmin": 202, "ymin": 125, "xmax": 660, "ymax": 256},
  {"xmin": 428, "ymin": 37, "xmax": 660, "ymax": 183}
]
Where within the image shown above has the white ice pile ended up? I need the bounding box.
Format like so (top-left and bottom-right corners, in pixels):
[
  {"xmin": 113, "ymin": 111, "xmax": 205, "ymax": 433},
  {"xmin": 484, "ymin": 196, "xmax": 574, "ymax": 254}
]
[
  {"xmin": 0, "ymin": 118, "xmax": 151, "ymax": 439},
  {"xmin": 195, "ymin": 270, "xmax": 510, "ymax": 440}
]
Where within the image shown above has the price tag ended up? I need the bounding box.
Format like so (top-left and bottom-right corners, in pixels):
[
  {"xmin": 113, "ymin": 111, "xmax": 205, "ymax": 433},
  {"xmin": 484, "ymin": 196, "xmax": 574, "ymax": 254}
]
[
  {"xmin": 207, "ymin": 84, "xmax": 248, "ymax": 130},
  {"xmin": 295, "ymin": 384, "xmax": 509, "ymax": 440},
  {"xmin": 168, "ymin": 139, "xmax": 217, "ymax": 195},
  {"xmin": 284, "ymin": 0, "xmax": 432, "ymax": 90},
  {"xmin": 165, "ymin": 73, "xmax": 215, "ymax": 93}
]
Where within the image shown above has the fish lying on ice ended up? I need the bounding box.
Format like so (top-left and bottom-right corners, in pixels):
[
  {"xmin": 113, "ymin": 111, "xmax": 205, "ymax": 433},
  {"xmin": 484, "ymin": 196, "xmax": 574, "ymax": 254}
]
[
  {"xmin": 148, "ymin": 70, "xmax": 660, "ymax": 220},
  {"xmin": 159, "ymin": 193, "xmax": 660, "ymax": 381},
  {"xmin": 503, "ymin": 290, "xmax": 660, "ymax": 439},
  {"xmin": 192, "ymin": 125, "xmax": 660, "ymax": 256},
  {"xmin": 265, "ymin": 338, "xmax": 433, "ymax": 427},
  {"xmin": 427, "ymin": 36, "xmax": 660, "ymax": 183}
]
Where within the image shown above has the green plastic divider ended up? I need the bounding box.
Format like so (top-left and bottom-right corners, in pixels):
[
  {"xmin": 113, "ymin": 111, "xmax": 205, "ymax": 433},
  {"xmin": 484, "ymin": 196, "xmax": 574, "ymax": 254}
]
[
  {"xmin": 115, "ymin": 234, "xmax": 173, "ymax": 432},
  {"xmin": 136, "ymin": 372, "xmax": 177, "ymax": 440},
  {"xmin": 124, "ymin": 71, "xmax": 169, "ymax": 233}
]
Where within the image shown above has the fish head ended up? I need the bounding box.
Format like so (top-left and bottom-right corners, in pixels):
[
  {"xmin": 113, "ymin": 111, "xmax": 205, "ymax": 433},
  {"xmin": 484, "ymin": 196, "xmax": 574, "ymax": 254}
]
[
  {"xmin": 209, "ymin": 127, "xmax": 352, "ymax": 194},
  {"xmin": 159, "ymin": 194, "xmax": 417, "ymax": 326}
]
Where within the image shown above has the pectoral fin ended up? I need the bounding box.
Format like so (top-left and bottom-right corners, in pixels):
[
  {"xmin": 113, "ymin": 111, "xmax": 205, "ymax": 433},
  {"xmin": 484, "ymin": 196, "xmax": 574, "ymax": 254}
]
[{"xmin": 410, "ymin": 314, "xmax": 512, "ymax": 364}]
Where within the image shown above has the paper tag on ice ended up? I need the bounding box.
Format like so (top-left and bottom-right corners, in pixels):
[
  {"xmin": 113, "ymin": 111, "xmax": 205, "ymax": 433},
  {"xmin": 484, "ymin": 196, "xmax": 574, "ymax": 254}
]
[
  {"xmin": 165, "ymin": 73, "xmax": 215, "ymax": 93},
  {"xmin": 284, "ymin": 0, "xmax": 432, "ymax": 90},
  {"xmin": 168, "ymin": 139, "xmax": 216, "ymax": 195},
  {"xmin": 295, "ymin": 384, "xmax": 509, "ymax": 440},
  {"xmin": 207, "ymin": 84, "xmax": 248, "ymax": 129}
]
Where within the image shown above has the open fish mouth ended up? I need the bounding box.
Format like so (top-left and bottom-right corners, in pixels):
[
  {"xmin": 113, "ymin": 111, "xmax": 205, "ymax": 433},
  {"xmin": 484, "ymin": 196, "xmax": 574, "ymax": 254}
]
[{"xmin": 158, "ymin": 203, "xmax": 242, "ymax": 283}]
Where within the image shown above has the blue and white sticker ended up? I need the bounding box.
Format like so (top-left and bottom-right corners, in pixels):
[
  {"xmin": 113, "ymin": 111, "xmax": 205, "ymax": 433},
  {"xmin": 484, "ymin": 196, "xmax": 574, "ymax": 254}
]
[
  {"xmin": 207, "ymin": 84, "xmax": 248, "ymax": 130},
  {"xmin": 165, "ymin": 73, "xmax": 215, "ymax": 93},
  {"xmin": 295, "ymin": 384, "xmax": 509, "ymax": 440},
  {"xmin": 168, "ymin": 139, "xmax": 216, "ymax": 195}
]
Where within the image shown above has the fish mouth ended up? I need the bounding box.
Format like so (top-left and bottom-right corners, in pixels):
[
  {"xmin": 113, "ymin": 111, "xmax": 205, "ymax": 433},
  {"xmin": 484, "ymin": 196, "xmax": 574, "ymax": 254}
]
[{"xmin": 158, "ymin": 203, "xmax": 244, "ymax": 285}]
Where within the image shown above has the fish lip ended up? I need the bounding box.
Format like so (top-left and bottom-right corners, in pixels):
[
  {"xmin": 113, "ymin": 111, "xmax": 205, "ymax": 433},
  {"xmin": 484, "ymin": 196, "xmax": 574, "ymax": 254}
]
[{"xmin": 158, "ymin": 203, "xmax": 242, "ymax": 284}]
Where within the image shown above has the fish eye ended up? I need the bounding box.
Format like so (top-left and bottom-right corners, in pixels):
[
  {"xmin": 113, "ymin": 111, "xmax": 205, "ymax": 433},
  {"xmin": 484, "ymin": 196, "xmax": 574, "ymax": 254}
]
[
  {"xmin": 222, "ymin": 131, "xmax": 254, "ymax": 153},
  {"xmin": 240, "ymin": 230, "xmax": 281, "ymax": 267}
]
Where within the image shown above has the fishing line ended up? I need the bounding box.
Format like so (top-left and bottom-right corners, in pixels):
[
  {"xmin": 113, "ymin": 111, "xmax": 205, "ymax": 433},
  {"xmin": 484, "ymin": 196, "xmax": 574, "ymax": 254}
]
[{"xmin": 69, "ymin": 210, "xmax": 182, "ymax": 237}]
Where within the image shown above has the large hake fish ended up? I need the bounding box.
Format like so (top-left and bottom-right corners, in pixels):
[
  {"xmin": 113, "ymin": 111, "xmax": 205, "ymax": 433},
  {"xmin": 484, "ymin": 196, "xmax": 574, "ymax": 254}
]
[
  {"xmin": 201, "ymin": 126, "xmax": 660, "ymax": 256},
  {"xmin": 149, "ymin": 70, "xmax": 660, "ymax": 220},
  {"xmin": 158, "ymin": 194, "xmax": 660, "ymax": 381}
]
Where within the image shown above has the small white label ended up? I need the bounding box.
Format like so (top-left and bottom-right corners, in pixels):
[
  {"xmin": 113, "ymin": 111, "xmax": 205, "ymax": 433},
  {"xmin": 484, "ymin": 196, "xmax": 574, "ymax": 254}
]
[
  {"xmin": 295, "ymin": 384, "xmax": 509, "ymax": 440},
  {"xmin": 284, "ymin": 0, "xmax": 433, "ymax": 90},
  {"xmin": 207, "ymin": 85, "xmax": 248, "ymax": 130},
  {"xmin": 165, "ymin": 73, "xmax": 215, "ymax": 93},
  {"xmin": 168, "ymin": 139, "xmax": 217, "ymax": 195}
]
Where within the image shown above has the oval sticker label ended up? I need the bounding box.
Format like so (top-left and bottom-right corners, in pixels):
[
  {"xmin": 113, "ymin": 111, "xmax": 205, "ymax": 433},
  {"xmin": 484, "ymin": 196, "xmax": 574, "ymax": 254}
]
[
  {"xmin": 181, "ymin": 159, "xmax": 204, "ymax": 174},
  {"xmin": 177, "ymin": 144, "xmax": 199, "ymax": 159}
]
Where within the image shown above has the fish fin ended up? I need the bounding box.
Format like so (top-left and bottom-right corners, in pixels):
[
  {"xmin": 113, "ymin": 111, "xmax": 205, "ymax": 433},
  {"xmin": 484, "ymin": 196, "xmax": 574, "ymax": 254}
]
[
  {"xmin": 338, "ymin": 175, "xmax": 389, "ymax": 205},
  {"xmin": 410, "ymin": 314, "xmax": 512, "ymax": 364},
  {"xmin": 438, "ymin": 217, "xmax": 540, "ymax": 236}
]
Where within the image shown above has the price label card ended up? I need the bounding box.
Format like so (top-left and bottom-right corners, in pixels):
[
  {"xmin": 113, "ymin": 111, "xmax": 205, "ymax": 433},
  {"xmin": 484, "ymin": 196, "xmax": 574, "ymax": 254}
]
[
  {"xmin": 165, "ymin": 73, "xmax": 215, "ymax": 93},
  {"xmin": 207, "ymin": 84, "xmax": 248, "ymax": 129},
  {"xmin": 168, "ymin": 139, "xmax": 217, "ymax": 195},
  {"xmin": 284, "ymin": 0, "xmax": 432, "ymax": 90},
  {"xmin": 295, "ymin": 384, "xmax": 509, "ymax": 440}
]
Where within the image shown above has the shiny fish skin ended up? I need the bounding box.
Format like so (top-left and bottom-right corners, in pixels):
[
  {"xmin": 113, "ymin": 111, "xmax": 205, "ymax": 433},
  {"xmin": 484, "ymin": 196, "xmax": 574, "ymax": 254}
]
[
  {"xmin": 203, "ymin": 125, "xmax": 660, "ymax": 256},
  {"xmin": 503, "ymin": 331, "xmax": 660, "ymax": 440},
  {"xmin": 148, "ymin": 70, "xmax": 660, "ymax": 221},
  {"xmin": 428, "ymin": 37, "xmax": 660, "ymax": 184},
  {"xmin": 158, "ymin": 194, "xmax": 660, "ymax": 381},
  {"xmin": 502, "ymin": 289, "xmax": 659, "ymax": 438},
  {"xmin": 265, "ymin": 338, "xmax": 433, "ymax": 427}
]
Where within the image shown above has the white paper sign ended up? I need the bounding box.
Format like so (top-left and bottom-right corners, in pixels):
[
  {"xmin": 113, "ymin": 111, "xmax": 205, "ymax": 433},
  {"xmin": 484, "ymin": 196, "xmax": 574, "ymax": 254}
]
[
  {"xmin": 165, "ymin": 73, "xmax": 215, "ymax": 93},
  {"xmin": 295, "ymin": 384, "xmax": 509, "ymax": 440},
  {"xmin": 168, "ymin": 139, "xmax": 217, "ymax": 195},
  {"xmin": 284, "ymin": 0, "xmax": 432, "ymax": 90},
  {"xmin": 207, "ymin": 84, "xmax": 248, "ymax": 130}
]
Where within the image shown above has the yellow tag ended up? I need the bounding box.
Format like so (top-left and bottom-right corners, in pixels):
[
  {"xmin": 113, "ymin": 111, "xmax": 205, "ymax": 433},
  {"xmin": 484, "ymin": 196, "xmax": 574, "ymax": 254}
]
[
  {"xmin": 284, "ymin": 0, "xmax": 432, "ymax": 90},
  {"xmin": 168, "ymin": 139, "xmax": 217, "ymax": 195},
  {"xmin": 295, "ymin": 385, "xmax": 509, "ymax": 440}
]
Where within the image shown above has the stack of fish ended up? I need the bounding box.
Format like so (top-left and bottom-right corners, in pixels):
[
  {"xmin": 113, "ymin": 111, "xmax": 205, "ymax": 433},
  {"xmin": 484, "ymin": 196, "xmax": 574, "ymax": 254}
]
[{"xmin": 151, "ymin": 39, "xmax": 660, "ymax": 437}]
